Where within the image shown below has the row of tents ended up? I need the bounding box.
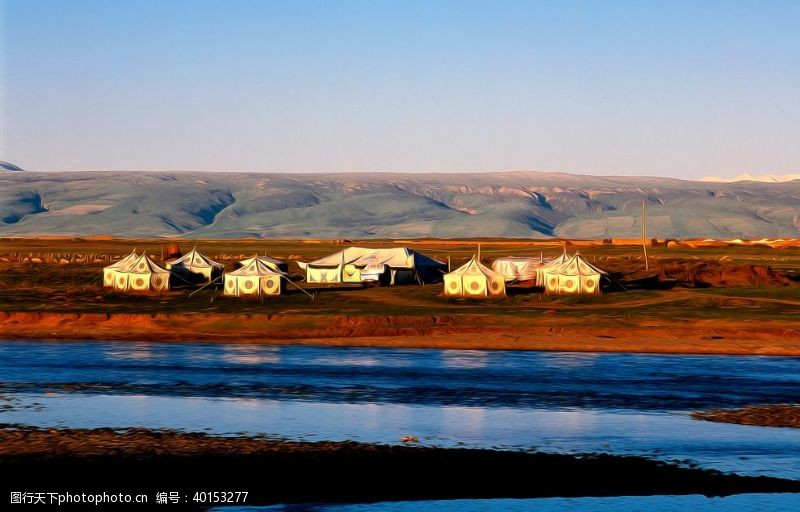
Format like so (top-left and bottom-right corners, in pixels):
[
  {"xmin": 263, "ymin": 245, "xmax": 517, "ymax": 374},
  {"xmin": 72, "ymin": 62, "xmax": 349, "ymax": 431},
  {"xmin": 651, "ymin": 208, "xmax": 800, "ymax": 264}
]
[
  {"xmin": 102, "ymin": 246, "xmax": 607, "ymax": 298},
  {"xmin": 444, "ymin": 251, "xmax": 606, "ymax": 298}
]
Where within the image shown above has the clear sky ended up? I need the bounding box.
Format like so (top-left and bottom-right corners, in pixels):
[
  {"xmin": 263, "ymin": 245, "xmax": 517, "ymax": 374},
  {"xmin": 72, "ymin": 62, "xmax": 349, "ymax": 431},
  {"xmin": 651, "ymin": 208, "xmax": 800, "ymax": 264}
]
[{"xmin": 1, "ymin": 0, "xmax": 798, "ymax": 178}]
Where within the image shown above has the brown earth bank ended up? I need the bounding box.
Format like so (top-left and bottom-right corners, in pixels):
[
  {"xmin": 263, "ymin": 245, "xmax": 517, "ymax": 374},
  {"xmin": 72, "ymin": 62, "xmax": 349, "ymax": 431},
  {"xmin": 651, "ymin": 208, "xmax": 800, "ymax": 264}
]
[
  {"xmin": 4, "ymin": 311, "xmax": 800, "ymax": 356},
  {"xmin": 692, "ymin": 405, "xmax": 800, "ymax": 428},
  {"xmin": 1, "ymin": 425, "xmax": 799, "ymax": 510},
  {"xmin": 4, "ymin": 238, "xmax": 800, "ymax": 355}
]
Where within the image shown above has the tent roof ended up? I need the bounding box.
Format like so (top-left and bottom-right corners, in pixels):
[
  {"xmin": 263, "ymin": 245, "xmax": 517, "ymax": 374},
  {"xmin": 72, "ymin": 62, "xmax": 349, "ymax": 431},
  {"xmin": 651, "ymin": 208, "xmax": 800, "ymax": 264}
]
[
  {"xmin": 104, "ymin": 250, "xmax": 139, "ymax": 270},
  {"xmin": 227, "ymin": 258, "xmax": 284, "ymax": 277},
  {"xmin": 301, "ymin": 247, "xmax": 444, "ymax": 269},
  {"xmin": 167, "ymin": 248, "xmax": 224, "ymax": 269},
  {"xmin": 538, "ymin": 251, "xmax": 571, "ymax": 271},
  {"xmin": 122, "ymin": 254, "xmax": 169, "ymax": 275},
  {"xmin": 548, "ymin": 254, "xmax": 606, "ymax": 276},
  {"xmin": 446, "ymin": 254, "xmax": 504, "ymax": 279}
]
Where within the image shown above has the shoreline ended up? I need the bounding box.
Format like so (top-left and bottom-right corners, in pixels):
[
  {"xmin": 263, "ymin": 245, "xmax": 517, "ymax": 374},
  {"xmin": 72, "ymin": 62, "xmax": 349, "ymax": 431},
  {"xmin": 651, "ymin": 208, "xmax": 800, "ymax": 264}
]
[
  {"xmin": 3, "ymin": 311, "xmax": 800, "ymax": 356},
  {"xmin": 2, "ymin": 425, "xmax": 798, "ymax": 508}
]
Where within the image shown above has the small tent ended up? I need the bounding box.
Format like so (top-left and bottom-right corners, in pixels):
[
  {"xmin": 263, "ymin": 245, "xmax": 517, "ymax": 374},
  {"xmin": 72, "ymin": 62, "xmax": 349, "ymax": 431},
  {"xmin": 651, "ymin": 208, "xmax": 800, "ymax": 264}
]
[
  {"xmin": 541, "ymin": 253, "xmax": 605, "ymax": 295},
  {"xmin": 166, "ymin": 247, "xmax": 225, "ymax": 283},
  {"xmin": 112, "ymin": 254, "xmax": 170, "ymax": 292},
  {"xmin": 235, "ymin": 255, "xmax": 288, "ymax": 274},
  {"xmin": 443, "ymin": 255, "xmax": 506, "ymax": 298},
  {"xmin": 298, "ymin": 247, "xmax": 445, "ymax": 285},
  {"xmin": 491, "ymin": 256, "xmax": 546, "ymax": 283},
  {"xmin": 103, "ymin": 250, "xmax": 139, "ymax": 287},
  {"xmin": 223, "ymin": 257, "xmax": 284, "ymax": 297}
]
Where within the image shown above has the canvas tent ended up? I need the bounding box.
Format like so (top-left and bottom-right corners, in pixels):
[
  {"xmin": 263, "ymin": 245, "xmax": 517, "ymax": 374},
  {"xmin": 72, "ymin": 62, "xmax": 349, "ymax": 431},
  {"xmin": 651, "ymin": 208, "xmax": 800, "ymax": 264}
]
[
  {"xmin": 535, "ymin": 251, "xmax": 571, "ymax": 286},
  {"xmin": 235, "ymin": 255, "xmax": 288, "ymax": 273},
  {"xmin": 223, "ymin": 257, "xmax": 284, "ymax": 297},
  {"xmin": 111, "ymin": 254, "xmax": 170, "ymax": 292},
  {"xmin": 297, "ymin": 247, "xmax": 445, "ymax": 285},
  {"xmin": 491, "ymin": 256, "xmax": 546, "ymax": 283},
  {"xmin": 541, "ymin": 253, "xmax": 605, "ymax": 295},
  {"xmin": 166, "ymin": 248, "xmax": 225, "ymax": 283},
  {"xmin": 443, "ymin": 255, "xmax": 506, "ymax": 298},
  {"xmin": 103, "ymin": 250, "xmax": 139, "ymax": 287}
]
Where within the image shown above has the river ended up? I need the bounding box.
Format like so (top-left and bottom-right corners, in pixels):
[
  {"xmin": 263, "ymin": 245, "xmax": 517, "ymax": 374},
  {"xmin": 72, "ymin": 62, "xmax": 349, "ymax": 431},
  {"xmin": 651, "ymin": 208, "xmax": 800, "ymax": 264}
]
[{"xmin": 1, "ymin": 341, "xmax": 799, "ymax": 510}]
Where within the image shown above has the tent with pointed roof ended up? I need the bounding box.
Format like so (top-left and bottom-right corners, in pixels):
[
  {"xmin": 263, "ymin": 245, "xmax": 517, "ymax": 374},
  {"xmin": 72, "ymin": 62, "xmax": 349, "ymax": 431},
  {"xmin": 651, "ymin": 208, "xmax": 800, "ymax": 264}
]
[
  {"xmin": 298, "ymin": 247, "xmax": 445, "ymax": 285},
  {"xmin": 103, "ymin": 249, "xmax": 139, "ymax": 287},
  {"xmin": 165, "ymin": 247, "xmax": 225, "ymax": 283},
  {"xmin": 541, "ymin": 253, "xmax": 606, "ymax": 295},
  {"xmin": 112, "ymin": 254, "xmax": 170, "ymax": 292},
  {"xmin": 235, "ymin": 255, "xmax": 288, "ymax": 274},
  {"xmin": 535, "ymin": 251, "xmax": 571, "ymax": 286},
  {"xmin": 443, "ymin": 255, "xmax": 506, "ymax": 298},
  {"xmin": 224, "ymin": 257, "xmax": 284, "ymax": 297},
  {"xmin": 491, "ymin": 256, "xmax": 547, "ymax": 283}
]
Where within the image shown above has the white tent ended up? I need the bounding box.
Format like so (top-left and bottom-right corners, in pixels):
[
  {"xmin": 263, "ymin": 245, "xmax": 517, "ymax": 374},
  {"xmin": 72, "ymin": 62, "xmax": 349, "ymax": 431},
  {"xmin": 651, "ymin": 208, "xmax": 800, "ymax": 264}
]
[
  {"xmin": 443, "ymin": 255, "xmax": 506, "ymax": 298},
  {"xmin": 298, "ymin": 247, "xmax": 445, "ymax": 285},
  {"xmin": 235, "ymin": 255, "xmax": 288, "ymax": 274},
  {"xmin": 224, "ymin": 257, "xmax": 284, "ymax": 297},
  {"xmin": 103, "ymin": 250, "xmax": 139, "ymax": 287},
  {"xmin": 535, "ymin": 251, "xmax": 571, "ymax": 286},
  {"xmin": 541, "ymin": 253, "xmax": 606, "ymax": 295},
  {"xmin": 166, "ymin": 248, "xmax": 225, "ymax": 283},
  {"xmin": 111, "ymin": 254, "xmax": 170, "ymax": 292},
  {"xmin": 491, "ymin": 256, "xmax": 546, "ymax": 283}
]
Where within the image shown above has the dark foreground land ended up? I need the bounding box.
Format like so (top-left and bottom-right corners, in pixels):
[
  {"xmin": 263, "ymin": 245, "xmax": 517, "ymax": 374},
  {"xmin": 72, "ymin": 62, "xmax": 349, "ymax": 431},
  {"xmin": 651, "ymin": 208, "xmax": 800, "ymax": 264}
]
[{"xmin": 1, "ymin": 425, "xmax": 799, "ymax": 510}]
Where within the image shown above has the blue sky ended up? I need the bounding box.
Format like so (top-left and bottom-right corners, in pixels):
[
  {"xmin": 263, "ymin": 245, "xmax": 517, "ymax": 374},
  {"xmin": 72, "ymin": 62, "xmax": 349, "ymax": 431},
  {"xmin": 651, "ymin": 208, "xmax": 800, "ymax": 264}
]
[{"xmin": 1, "ymin": 0, "xmax": 798, "ymax": 178}]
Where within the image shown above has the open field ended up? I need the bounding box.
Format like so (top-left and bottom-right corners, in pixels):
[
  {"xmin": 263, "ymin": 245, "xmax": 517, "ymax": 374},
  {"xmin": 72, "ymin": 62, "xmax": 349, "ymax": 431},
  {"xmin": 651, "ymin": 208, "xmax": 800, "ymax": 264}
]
[{"xmin": 2, "ymin": 238, "xmax": 800, "ymax": 354}]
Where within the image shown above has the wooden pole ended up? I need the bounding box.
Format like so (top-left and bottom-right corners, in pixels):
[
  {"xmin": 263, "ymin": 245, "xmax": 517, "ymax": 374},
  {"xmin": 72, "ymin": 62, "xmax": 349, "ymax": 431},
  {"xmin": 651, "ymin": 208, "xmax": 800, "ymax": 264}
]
[{"xmin": 642, "ymin": 200, "xmax": 649, "ymax": 271}]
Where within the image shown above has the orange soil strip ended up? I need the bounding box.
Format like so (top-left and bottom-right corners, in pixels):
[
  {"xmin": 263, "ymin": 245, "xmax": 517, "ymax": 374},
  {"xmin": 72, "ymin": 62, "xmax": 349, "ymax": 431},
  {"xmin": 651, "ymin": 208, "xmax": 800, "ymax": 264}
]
[
  {"xmin": 2, "ymin": 311, "xmax": 800, "ymax": 355},
  {"xmin": 692, "ymin": 405, "xmax": 800, "ymax": 428}
]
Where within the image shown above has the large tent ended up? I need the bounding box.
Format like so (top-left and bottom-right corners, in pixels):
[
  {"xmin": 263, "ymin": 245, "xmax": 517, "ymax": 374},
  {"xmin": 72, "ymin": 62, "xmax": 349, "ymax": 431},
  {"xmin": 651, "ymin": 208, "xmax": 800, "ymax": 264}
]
[
  {"xmin": 298, "ymin": 247, "xmax": 446, "ymax": 285},
  {"xmin": 111, "ymin": 254, "xmax": 170, "ymax": 292},
  {"xmin": 235, "ymin": 255, "xmax": 288, "ymax": 273},
  {"xmin": 165, "ymin": 248, "xmax": 225, "ymax": 283},
  {"xmin": 103, "ymin": 250, "xmax": 139, "ymax": 287},
  {"xmin": 535, "ymin": 251, "xmax": 571, "ymax": 286},
  {"xmin": 443, "ymin": 255, "xmax": 506, "ymax": 298},
  {"xmin": 541, "ymin": 253, "xmax": 606, "ymax": 295},
  {"xmin": 223, "ymin": 257, "xmax": 284, "ymax": 297},
  {"xmin": 491, "ymin": 256, "xmax": 546, "ymax": 283}
]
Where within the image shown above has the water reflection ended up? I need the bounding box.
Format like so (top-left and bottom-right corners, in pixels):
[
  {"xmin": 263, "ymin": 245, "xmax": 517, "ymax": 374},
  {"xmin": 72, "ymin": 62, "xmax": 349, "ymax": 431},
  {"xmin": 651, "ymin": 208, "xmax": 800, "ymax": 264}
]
[
  {"xmin": 221, "ymin": 346, "xmax": 282, "ymax": 365},
  {"xmin": 440, "ymin": 350, "xmax": 488, "ymax": 369},
  {"xmin": 4, "ymin": 394, "xmax": 800, "ymax": 479},
  {"xmin": 1, "ymin": 342, "xmax": 800, "ymax": 479}
]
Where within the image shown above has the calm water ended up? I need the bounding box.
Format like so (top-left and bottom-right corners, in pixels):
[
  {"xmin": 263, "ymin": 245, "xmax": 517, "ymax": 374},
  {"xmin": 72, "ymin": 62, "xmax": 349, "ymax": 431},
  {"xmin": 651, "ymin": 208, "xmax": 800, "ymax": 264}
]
[
  {"xmin": 210, "ymin": 494, "xmax": 800, "ymax": 512},
  {"xmin": 1, "ymin": 342, "xmax": 799, "ymax": 484}
]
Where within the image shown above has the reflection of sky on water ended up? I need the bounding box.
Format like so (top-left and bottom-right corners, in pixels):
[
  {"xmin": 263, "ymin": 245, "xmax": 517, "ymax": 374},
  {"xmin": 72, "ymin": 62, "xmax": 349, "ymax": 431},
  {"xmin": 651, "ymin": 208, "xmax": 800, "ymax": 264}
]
[
  {"xmin": 439, "ymin": 350, "xmax": 488, "ymax": 369},
  {"xmin": 211, "ymin": 494, "xmax": 800, "ymax": 512},
  {"xmin": 535, "ymin": 351, "xmax": 601, "ymax": 369},
  {"xmin": 4, "ymin": 394, "xmax": 800, "ymax": 479},
  {"xmin": 102, "ymin": 342, "xmax": 153, "ymax": 361},
  {"xmin": 221, "ymin": 346, "xmax": 282, "ymax": 365},
  {"xmin": 2, "ymin": 342, "xmax": 800, "ymax": 480}
]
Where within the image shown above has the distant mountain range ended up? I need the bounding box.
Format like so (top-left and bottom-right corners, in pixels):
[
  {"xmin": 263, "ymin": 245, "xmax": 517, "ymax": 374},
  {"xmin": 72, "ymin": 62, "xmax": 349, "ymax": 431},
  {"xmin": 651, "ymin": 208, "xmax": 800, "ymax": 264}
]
[
  {"xmin": 1, "ymin": 170, "xmax": 800, "ymax": 239},
  {"xmin": 701, "ymin": 173, "xmax": 800, "ymax": 183},
  {"xmin": 0, "ymin": 161, "xmax": 25, "ymax": 172}
]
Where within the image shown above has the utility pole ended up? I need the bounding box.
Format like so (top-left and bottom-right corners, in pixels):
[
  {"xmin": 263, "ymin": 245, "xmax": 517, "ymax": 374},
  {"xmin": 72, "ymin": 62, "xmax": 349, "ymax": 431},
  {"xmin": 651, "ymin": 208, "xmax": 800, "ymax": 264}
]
[{"xmin": 642, "ymin": 200, "xmax": 649, "ymax": 271}]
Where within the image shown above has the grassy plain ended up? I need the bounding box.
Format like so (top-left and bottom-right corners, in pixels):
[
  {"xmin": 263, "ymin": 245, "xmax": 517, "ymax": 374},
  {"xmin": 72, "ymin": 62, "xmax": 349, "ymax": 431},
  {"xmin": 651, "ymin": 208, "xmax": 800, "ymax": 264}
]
[{"xmin": 2, "ymin": 237, "xmax": 800, "ymax": 354}]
